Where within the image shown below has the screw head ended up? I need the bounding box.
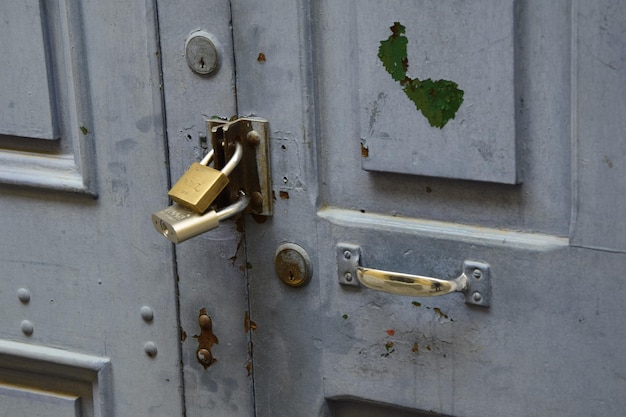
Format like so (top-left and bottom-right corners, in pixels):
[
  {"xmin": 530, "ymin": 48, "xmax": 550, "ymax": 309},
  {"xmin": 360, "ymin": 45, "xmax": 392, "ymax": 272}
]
[
  {"xmin": 472, "ymin": 292, "xmax": 483, "ymax": 303},
  {"xmin": 472, "ymin": 269, "xmax": 482, "ymax": 279},
  {"xmin": 344, "ymin": 272, "xmax": 353, "ymax": 282},
  {"xmin": 343, "ymin": 250, "xmax": 352, "ymax": 260}
]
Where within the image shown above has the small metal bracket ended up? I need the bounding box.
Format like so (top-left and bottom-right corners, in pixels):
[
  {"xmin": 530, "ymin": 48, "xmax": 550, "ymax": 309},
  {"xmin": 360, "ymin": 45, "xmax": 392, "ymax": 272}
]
[
  {"xmin": 337, "ymin": 243, "xmax": 491, "ymax": 307},
  {"xmin": 462, "ymin": 260, "xmax": 491, "ymax": 307},
  {"xmin": 337, "ymin": 243, "xmax": 362, "ymax": 287},
  {"xmin": 208, "ymin": 117, "xmax": 272, "ymax": 216}
]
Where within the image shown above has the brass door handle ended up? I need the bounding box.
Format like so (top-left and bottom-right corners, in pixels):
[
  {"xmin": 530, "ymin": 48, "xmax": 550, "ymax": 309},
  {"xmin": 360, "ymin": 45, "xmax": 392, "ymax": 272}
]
[{"xmin": 337, "ymin": 243, "xmax": 490, "ymax": 307}]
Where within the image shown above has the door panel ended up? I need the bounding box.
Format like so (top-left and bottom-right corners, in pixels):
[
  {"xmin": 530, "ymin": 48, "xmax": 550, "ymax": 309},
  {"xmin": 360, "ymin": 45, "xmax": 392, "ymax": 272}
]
[
  {"xmin": 1, "ymin": 1, "xmax": 58, "ymax": 139},
  {"xmin": 358, "ymin": 0, "xmax": 518, "ymax": 184},
  {"xmin": 0, "ymin": 1, "xmax": 183, "ymax": 415},
  {"xmin": 230, "ymin": 0, "xmax": 626, "ymax": 416},
  {"xmin": 156, "ymin": 0, "xmax": 255, "ymax": 415}
]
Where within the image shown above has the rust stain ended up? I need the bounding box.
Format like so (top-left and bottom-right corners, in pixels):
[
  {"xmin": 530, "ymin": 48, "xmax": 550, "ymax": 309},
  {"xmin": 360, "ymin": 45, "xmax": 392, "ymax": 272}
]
[
  {"xmin": 361, "ymin": 142, "xmax": 369, "ymax": 157},
  {"xmin": 180, "ymin": 327, "xmax": 187, "ymax": 342},
  {"xmin": 412, "ymin": 342, "xmax": 419, "ymax": 353},
  {"xmin": 279, "ymin": 191, "xmax": 290, "ymax": 199},
  {"xmin": 244, "ymin": 311, "xmax": 257, "ymax": 333},
  {"xmin": 433, "ymin": 307, "xmax": 449, "ymax": 319},
  {"xmin": 257, "ymin": 52, "xmax": 266, "ymax": 62},
  {"xmin": 386, "ymin": 329, "xmax": 395, "ymax": 336},
  {"xmin": 196, "ymin": 308, "xmax": 219, "ymax": 369}
]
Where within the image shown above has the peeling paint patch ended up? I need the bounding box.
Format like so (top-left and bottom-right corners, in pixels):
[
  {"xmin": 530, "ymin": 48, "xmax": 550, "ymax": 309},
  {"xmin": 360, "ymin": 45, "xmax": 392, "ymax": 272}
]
[
  {"xmin": 257, "ymin": 52, "xmax": 266, "ymax": 62},
  {"xmin": 378, "ymin": 22, "xmax": 464, "ymax": 128},
  {"xmin": 279, "ymin": 191, "xmax": 290, "ymax": 199},
  {"xmin": 381, "ymin": 341, "xmax": 395, "ymax": 357},
  {"xmin": 360, "ymin": 142, "xmax": 369, "ymax": 157}
]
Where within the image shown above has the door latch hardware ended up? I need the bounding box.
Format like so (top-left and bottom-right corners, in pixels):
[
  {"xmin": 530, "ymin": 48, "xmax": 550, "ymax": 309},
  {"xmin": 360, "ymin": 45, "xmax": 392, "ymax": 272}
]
[
  {"xmin": 152, "ymin": 193, "xmax": 249, "ymax": 243},
  {"xmin": 152, "ymin": 117, "xmax": 271, "ymax": 242},
  {"xmin": 208, "ymin": 117, "xmax": 272, "ymax": 216},
  {"xmin": 196, "ymin": 308, "xmax": 218, "ymax": 369},
  {"xmin": 168, "ymin": 142, "xmax": 242, "ymax": 213},
  {"xmin": 337, "ymin": 243, "xmax": 490, "ymax": 307},
  {"xmin": 274, "ymin": 243, "xmax": 313, "ymax": 287}
]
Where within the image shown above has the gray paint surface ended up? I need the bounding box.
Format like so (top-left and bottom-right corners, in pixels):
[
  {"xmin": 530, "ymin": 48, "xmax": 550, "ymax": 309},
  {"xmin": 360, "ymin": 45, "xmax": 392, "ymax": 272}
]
[
  {"xmin": 3, "ymin": 0, "xmax": 625, "ymax": 416},
  {"xmin": 0, "ymin": 0, "xmax": 183, "ymax": 415},
  {"xmin": 233, "ymin": 0, "xmax": 626, "ymax": 416},
  {"xmin": 0, "ymin": 1, "xmax": 58, "ymax": 139},
  {"xmin": 360, "ymin": 0, "xmax": 518, "ymax": 184}
]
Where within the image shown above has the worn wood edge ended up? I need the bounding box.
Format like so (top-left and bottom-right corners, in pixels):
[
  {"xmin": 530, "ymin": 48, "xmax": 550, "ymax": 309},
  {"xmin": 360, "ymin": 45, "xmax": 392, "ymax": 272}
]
[
  {"xmin": 0, "ymin": 151, "xmax": 95, "ymax": 196},
  {"xmin": 318, "ymin": 207, "xmax": 568, "ymax": 251},
  {"xmin": 0, "ymin": 340, "xmax": 112, "ymax": 417},
  {"xmin": 0, "ymin": 340, "xmax": 110, "ymax": 373}
]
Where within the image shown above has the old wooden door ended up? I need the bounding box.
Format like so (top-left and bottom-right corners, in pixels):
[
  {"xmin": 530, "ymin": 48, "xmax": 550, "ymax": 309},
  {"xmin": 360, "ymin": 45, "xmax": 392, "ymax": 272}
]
[
  {"xmin": 225, "ymin": 1, "xmax": 625, "ymax": 416},
  {"xmin": 0, "ymin": 1, "xmax": 184, "ymax": 416}
]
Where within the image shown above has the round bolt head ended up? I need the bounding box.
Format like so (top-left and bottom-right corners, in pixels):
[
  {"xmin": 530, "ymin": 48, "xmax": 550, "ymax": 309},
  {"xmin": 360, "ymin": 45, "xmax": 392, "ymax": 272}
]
[
  {"xmin": 140, "ymin": 306, "xmax": 154, "ymax": 322},
  {"xmin": 185, "ymin": 31, "xmax": 219, "ymax": 75},
  {"xmin": 472, "ymin": 292, "xmax": 483, "ymax": 302},
  {"xmin": 21, "ymin": 320, "xmax": 34, "ymax": 336},
  {"xmin": 472, "ymin": 269, "xmax": 482, "ymax": 279},
  {"xmin": 17, "ymin": 288, "xmax": 31, "ymax": 304},
  {"xmin": 144, "ymin": 341, "xmax": 158, "ymax": 358}
]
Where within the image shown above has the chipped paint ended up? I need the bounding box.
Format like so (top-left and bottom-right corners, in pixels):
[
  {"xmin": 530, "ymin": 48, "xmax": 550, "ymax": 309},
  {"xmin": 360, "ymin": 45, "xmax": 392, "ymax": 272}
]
[{"xmin": 378, "ymin": 22, "xmax": 464, "ymax": 128}]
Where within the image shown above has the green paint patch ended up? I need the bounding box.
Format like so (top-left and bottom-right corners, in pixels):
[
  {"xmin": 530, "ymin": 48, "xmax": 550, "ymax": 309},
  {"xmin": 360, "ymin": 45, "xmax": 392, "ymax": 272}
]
[
  {"xmin": 381, "ymin": 341, "xmax": 395, "ymax": 358},
  {"xmin": 378, "ymin": 22, "xmax": 464, "ymax": 129},
  {"xmin": 80, "ymin": 126, "xmax": 89, "ymax": 135}
]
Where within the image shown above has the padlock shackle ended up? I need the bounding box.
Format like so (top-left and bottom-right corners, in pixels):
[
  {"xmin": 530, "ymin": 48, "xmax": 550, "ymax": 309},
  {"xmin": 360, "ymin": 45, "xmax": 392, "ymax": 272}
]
[
  {"xmin": 216, "ymin": 191, "xmax": 249, "ymax": 221},
  {"xmin": 200, "ymin": 149, "xmax": 214, "ymax": 165},
  {"xmin": 221, "ymin": 141, "xmax": 243, "ymax": 176},
  {"xmin": 199, "ymin": 140, "xmax": 242, "ymax": 174}
]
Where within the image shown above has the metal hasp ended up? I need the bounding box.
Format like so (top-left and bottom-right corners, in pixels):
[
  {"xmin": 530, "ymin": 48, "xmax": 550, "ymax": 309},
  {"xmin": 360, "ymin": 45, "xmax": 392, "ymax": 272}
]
[
  {"xmin": 337, "ymin": 243, "xmax": 491, "ymax": 307},
  {"xmin": 208, "ymin": 117, "xmax": 273, "ymax": 217}
]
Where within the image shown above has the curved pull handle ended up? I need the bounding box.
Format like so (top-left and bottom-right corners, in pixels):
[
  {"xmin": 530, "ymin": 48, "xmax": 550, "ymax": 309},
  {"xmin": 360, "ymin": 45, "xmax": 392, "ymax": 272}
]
[{"xmin": 337, "ymin": 244, "xmax": 490, "ymax": 307}]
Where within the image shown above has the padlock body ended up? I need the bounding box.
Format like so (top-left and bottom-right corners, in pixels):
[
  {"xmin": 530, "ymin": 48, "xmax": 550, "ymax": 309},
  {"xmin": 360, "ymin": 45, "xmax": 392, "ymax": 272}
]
[
  {"xmin": 152, "ymin": 204, "xmax": 220, "ymax": 243},
  {"xmin": 168, "ymin": 162, "xmax": 229, "ymax": 213}
]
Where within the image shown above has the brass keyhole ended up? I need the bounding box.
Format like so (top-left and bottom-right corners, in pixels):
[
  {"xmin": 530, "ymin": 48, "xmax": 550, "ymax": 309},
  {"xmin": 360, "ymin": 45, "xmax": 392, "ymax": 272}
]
[{"xmin": 274, "ymin": 243, "xmax": 312, "ymax": 287}]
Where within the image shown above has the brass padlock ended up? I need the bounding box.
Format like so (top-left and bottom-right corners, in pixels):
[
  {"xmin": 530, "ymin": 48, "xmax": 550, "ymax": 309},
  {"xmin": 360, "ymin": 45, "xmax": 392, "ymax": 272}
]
[
  {"xmin": 152, "ymin": 192, "xmax": 249, "ymax": 243},
  {"xmin": 168, "ymin": 141, "xmax": 243, "ymax": 213}
]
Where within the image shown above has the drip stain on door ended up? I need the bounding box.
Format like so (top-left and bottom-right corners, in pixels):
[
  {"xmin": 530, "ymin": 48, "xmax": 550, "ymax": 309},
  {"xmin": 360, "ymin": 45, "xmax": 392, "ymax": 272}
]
[{"xmin": 378, "ymin": 22, "xmax": 464, "ymax": 129}]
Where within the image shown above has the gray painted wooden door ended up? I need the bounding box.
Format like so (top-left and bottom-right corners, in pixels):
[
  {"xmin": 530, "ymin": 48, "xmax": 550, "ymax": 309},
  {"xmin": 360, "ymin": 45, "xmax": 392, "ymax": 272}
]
[
  {"xmin": 230, "ymin": 1, "xmax": 626, "ymax": 416},
  {"xmin": 0, "ymin": 1, "xmax": 183, "ymax": 416}
]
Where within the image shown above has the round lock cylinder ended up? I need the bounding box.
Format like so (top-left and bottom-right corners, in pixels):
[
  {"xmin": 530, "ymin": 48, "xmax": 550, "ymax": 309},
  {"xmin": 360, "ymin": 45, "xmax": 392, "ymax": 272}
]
[
  {"xmin": 274, "ymin": 243, "xmax": 313, "ymax": 287},
  {"xmin": 185, "ymin": 30, "xmax": 219, "ymax": 75}
]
